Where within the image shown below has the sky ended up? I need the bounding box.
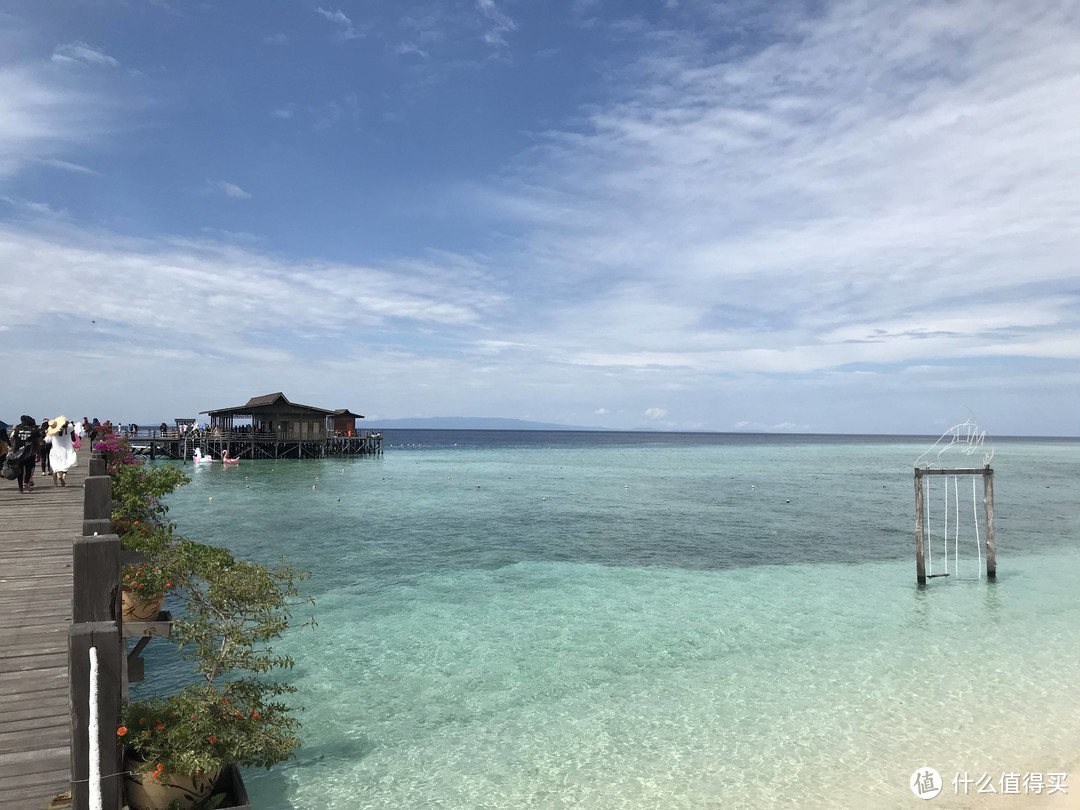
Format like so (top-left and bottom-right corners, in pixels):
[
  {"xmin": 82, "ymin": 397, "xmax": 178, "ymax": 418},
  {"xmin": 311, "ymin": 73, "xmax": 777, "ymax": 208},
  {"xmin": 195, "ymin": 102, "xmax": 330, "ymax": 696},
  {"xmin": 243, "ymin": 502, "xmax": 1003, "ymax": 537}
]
[{"xmin": 1, "ymin": 1, "xmax": 1078, "ymax": 436}]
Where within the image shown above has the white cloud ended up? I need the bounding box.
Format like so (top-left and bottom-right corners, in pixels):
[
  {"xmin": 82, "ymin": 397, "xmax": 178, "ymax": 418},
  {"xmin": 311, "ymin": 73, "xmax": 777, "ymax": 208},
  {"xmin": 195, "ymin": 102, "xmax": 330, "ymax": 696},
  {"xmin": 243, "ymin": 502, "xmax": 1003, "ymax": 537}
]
[
  {"xmin": 0, "ymin": 63, "xmax": 115, "ymax": 178},
  {"xmin": 263, "ymin": 33, "xmax": 288, "ymax": 45},
  {"xmin": 480, "ymin": 0, "xmax": 1080, "ymax": 385},
  {"xmin": 51, "ymin": 42, "xmax": 119, "ymax": 68},
  {"xmin": 394, "ymin": 42, "xmax": 429, "ymax": 58},
  {"xmin": 317, "ymin": 7, "xmax": 350, "ymax": 25},
  {"xmin": 317, "ymin": 7, "xmax": 359, "ymax": 40},
  {"xmin": 476, "ymin": 0, "xmax": 516, "ymax": 48},
  {"xmin": 312, "ymin": 94, "xmax": 360, "ymax": 130},
  {"xmin": 0, "ymin": 224, "xmax": 505, "ymax": 342},
  {"xmin": 34, "ymin": 157, "xmax": 96, "ymax": 174},
  {"xmin": 643, "ymin": 408, "xmax": 668, "ymax": 420},
  {"xmin": 215, "ymin": 181, "xmax": 253, "ymax": 199}
]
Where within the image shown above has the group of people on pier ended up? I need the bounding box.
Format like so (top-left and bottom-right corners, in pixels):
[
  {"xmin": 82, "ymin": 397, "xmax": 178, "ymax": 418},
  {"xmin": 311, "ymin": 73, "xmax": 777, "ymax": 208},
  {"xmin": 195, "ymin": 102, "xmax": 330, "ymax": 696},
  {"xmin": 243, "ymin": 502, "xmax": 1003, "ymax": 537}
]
[{"xmin": 0, "ymin": 415, "xmax": 88, "ymax": 493}]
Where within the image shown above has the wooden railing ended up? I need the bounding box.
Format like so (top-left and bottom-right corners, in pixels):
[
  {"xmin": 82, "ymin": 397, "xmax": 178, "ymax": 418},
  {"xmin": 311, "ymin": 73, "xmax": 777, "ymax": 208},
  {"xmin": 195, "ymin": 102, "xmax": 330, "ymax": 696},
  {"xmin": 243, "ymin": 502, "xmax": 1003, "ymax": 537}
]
[{"xmin": 125, "ymin": 429, "xmax": 382, "ymax": 441}]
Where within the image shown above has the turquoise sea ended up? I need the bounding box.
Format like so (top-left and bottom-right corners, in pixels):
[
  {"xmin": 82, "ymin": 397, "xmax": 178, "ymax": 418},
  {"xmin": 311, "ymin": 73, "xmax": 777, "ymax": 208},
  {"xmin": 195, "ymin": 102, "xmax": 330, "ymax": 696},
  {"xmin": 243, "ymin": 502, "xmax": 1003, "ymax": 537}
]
[{"xmin": 142, "ymin": 431, "xmax": 1080, "ymax": 809}]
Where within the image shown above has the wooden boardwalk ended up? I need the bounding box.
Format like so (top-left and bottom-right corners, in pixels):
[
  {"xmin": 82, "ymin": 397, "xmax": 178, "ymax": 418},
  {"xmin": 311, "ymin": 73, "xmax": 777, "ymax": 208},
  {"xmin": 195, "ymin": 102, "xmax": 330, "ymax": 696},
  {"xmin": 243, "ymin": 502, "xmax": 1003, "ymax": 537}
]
[{"xmin": 0, "ymin": 456, "xmax": 88, "ymax": 809}]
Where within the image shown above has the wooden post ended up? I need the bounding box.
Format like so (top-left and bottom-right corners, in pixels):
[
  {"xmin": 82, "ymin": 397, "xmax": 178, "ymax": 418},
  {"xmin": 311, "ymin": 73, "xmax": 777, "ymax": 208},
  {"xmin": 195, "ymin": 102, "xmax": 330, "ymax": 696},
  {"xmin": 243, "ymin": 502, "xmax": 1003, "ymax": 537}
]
[
  {"xmin": 914, "ymin": 469, "xmax": 926, "ymax": 586},
  {"xmin": 69, "ymin": 623, "xmax": 123, "ymax": 810},
  {"xmin": 88, "ymin": 453, "xmax": 107, "ymax": 477},
  {"xmin": 983, "ymin": 466, "xmax": 996, "ymax": 580},
  {"xmin": 72, "ymin": 535, "xmax": 121, "ymax": 624},
  {"xmin": 82, "ymin": 472, "xmax": 113, "ymax": 537}
]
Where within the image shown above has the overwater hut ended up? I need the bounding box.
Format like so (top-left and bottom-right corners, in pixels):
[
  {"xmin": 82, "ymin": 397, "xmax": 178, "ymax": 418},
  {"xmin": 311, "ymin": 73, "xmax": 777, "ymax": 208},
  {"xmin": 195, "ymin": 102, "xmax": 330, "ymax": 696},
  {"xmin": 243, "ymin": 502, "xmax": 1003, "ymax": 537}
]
[
  {"xmin": 330, "ymin": 408, "xmax": 364, "ymax": 436},
  {"xmin": 128, "ymin": 392, "xmax": 383, "ymax": 460},
  {"xmin": 204, "ymin": 392, "xmax": 332, "ymax": 440}
]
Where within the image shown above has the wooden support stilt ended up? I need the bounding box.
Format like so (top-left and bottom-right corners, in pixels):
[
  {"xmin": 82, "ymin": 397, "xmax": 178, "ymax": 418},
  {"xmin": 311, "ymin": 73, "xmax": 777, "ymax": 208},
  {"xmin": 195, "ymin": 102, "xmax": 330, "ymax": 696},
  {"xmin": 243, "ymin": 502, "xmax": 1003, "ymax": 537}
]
[
  {"xmin": 983, "ymin": 466, "xmax": 996, "ymax": 580},
  {"xmin": 914, "ymin": 469, "xmax": 926, "ymax": 586}
]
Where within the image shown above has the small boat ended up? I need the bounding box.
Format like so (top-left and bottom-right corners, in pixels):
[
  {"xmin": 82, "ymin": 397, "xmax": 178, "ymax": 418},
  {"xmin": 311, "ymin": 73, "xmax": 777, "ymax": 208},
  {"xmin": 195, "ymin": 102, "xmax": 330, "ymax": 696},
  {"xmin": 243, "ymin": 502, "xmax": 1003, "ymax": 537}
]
[{"xmin": 192, "ymin": 448, "xmax": 214, "ymax": 464}]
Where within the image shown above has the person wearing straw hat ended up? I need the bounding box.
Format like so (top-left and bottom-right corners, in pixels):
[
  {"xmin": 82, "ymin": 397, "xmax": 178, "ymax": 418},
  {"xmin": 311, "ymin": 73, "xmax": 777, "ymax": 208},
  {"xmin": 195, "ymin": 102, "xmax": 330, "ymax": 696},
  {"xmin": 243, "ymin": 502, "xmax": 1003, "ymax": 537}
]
[{"xmin": 44, "ymin": 415, "xmax": 78, "ymax": 487}]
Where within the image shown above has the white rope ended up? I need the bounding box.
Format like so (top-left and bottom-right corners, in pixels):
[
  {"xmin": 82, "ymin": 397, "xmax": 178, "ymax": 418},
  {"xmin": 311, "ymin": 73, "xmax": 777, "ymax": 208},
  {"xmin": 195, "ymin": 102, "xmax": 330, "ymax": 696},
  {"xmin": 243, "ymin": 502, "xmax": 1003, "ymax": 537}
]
[
  {"xmin": 972, "ymin": 477, "xmax": 982, "ymax": 580},
  {"xmin": 953, "ymin": 476, "xmax": 960, "ymax": 578},
  {"xmin": 89, "ymin": 646, "xmax": 102, "ymax": 810}
]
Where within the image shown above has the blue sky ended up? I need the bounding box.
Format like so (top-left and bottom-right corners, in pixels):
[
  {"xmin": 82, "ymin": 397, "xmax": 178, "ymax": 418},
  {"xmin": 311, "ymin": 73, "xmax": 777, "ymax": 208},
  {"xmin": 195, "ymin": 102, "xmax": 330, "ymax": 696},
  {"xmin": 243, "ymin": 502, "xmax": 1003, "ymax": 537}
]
[{"xmin": 2, "ymin": 1, "xmax": 1078, "ymax": 435}]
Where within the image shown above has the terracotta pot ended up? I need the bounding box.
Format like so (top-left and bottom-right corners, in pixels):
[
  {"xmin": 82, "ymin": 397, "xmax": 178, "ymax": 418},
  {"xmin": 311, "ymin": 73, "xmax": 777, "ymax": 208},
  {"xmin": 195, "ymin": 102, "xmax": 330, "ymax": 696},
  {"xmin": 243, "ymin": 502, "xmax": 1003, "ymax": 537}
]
[
  {"xmin": 124, "ymin": 761, "xmax": 222, "ymax": 810},
  {"xmin": 121, "ymin": 589, "xmax": 165, "ymax": 622}
]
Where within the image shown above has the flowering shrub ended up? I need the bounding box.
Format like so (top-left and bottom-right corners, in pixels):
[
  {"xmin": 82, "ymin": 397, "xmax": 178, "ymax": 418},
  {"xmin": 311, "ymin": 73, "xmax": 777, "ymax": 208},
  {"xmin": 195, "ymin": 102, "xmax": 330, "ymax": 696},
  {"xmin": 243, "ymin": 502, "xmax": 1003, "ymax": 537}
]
[
  {"xmin": 98, "ymin": 433, "xmax": 190, "ymax": 551},
  {"xmin": 120, "ymin": 683, "xmax": 300, "ymax": 778},
  {"xmin": 122, "ymin": 563, "xmax": 173, "ymax": 600},
  {"xmin": 93, "ymin": 427, "xmax": 137, "ymax": 471}
]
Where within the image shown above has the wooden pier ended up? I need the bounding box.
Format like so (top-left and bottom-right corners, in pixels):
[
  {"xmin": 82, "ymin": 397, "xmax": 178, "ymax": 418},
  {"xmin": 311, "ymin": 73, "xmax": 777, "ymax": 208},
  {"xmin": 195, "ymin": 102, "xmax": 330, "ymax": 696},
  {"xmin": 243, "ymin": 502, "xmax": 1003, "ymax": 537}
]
[{"xmin": 0, "ymin": 459, "xmax": 88, "ymax": 808}]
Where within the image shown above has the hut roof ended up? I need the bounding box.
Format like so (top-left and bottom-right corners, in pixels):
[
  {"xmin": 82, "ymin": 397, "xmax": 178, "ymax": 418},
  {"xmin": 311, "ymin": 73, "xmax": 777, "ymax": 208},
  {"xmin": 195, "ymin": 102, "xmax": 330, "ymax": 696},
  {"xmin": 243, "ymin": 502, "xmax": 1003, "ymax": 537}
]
[
  {"xmin": 332, "ymin": 408, "xmax": 365, "ymax": 419},
  {"xmin": 202, "ymin": 392, "xmax": 334, "ymax": 417}
]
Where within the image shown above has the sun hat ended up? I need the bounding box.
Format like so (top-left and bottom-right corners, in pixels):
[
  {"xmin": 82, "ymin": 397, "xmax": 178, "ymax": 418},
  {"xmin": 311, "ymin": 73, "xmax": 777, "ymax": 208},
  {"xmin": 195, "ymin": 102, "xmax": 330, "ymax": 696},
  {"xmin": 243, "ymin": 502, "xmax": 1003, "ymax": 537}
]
[{"xmin": 46, "ymin": 415, "xmax": 69, "ymax": 436}]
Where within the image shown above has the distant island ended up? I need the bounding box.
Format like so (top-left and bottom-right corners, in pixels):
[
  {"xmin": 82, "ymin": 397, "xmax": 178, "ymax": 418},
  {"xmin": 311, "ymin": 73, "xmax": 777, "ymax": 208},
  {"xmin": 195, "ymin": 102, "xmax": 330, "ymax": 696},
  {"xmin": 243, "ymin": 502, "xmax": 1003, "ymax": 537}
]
[{"xmin": 361, "ymin": 417, "xmax": 613, "ymax": 431}]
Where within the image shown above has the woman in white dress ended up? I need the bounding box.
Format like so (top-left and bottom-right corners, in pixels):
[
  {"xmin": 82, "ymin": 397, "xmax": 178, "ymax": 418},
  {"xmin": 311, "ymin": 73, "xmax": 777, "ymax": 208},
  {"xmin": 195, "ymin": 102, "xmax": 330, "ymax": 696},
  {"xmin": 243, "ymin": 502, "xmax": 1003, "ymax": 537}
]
[{"xmin": 44, "ymin": 415, "xmax": 78, "ymax": 486}]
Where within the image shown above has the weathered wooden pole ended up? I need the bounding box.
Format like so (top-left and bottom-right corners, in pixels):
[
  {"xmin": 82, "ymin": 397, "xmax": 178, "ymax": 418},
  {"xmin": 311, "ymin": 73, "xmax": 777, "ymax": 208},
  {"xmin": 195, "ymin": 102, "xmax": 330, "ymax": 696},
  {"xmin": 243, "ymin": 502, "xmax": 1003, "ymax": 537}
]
[
  {"xmin": 914, "ymin": 469, "xmax": 926, "ymax": 586},
  {"xmin": 72, "ymin": 535, "xmax": 121, "ymax": 624},
  {"xmin": 82, "ymin": 454, "xmax": 113, "ymax": 537},
  {"xmin": 983, "ymin": 465, "xmax": 996, "ymax": 579}
]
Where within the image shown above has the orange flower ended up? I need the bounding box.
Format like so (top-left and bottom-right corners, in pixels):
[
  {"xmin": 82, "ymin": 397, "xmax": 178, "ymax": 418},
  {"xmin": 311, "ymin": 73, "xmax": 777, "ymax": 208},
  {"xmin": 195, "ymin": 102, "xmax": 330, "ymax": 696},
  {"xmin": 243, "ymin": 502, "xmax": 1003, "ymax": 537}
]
[
  {"xmin": 117, "ymin": 726, "xmax": 128, "ymax": 737},
  {"xmin": 154, "ymin": 722, "xmax": 164, "ymax": 731},
  {"xmin": 209, "ymin": 734, "xmax": 218, "ymax": 743},
  {"xmin": 251, "ymin": 711, "xmax": 261, "ymax": 719},
  {"xmin": 152, "ymin": 763, "xmax": 164, "ymax": 780}
]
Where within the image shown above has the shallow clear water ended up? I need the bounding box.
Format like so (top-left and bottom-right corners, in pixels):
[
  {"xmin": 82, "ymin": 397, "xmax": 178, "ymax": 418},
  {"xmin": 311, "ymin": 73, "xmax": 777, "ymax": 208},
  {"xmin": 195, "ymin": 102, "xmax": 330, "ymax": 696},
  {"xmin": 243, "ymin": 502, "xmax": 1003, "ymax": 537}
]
[{"xmin": 142, "ymin": 432, "xmax": 1080, "ymax": 808}]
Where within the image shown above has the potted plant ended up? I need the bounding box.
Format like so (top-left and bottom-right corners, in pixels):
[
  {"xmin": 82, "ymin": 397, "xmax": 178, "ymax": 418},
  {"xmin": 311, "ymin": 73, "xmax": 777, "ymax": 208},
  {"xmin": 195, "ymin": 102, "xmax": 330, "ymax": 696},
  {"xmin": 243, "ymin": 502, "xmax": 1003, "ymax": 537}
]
[
  {"xmin": 119, "ymin": 540, "xmax": 312, "ymax": 810},
  {"xmin": 121, "ymin": 562, "xmax": 174, "ymax": 621},
  {"xmin": 119, "ymin": 682, "xmax": 297, "ymax": 809}
]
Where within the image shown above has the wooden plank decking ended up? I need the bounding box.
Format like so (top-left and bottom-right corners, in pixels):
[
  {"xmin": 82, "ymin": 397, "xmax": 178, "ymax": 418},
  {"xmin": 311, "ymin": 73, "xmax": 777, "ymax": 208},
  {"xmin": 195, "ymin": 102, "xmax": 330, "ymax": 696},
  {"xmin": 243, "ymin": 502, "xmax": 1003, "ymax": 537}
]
[{"xmin": 0, "ymin": 456, "xmax": 88, "ymax": 809}]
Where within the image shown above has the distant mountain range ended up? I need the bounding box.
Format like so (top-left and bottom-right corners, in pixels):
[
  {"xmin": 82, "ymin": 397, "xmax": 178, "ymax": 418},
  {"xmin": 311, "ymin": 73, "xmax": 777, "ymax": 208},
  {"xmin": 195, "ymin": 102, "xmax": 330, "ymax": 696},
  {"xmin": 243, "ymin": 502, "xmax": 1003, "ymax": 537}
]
[{"xmin": 361, "ymin": 416, "xmax": 613, "ymax": 431}]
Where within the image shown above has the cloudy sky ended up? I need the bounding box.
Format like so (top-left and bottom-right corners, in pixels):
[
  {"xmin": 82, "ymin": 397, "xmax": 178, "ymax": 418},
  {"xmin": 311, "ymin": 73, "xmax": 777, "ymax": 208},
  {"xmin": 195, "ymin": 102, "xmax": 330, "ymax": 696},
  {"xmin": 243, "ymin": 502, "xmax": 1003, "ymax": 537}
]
[{"xmin": 2, "ymin": 1, "xmax": 1077, "ymax": 435}]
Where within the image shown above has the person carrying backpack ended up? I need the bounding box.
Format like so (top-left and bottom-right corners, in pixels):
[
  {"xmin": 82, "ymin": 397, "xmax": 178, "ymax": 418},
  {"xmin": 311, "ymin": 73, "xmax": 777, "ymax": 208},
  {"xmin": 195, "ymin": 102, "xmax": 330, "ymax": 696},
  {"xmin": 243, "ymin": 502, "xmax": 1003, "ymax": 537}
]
[{"xmin": 8, "ymin": 415, "xmax": 41, "ymax": 494}]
